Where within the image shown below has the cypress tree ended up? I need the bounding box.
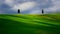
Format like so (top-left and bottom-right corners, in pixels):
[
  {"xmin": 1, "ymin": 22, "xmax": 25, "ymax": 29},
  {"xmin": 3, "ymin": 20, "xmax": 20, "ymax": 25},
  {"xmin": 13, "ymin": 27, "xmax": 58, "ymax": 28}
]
[
  {"xmin": 18, "ymin": 9, "xmax": 20, "ymax": 14},
  {"xmin": 42, "ymin": 9, "xmax": 44, "ymax": 14}
]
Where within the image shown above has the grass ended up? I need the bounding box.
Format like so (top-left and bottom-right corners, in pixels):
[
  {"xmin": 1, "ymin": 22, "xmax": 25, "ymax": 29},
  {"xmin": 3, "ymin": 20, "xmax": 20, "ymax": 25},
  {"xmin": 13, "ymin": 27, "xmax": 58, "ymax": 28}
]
[{"xmin": 0, "ymin": 14, "xmax": 60, "ymax": 34}]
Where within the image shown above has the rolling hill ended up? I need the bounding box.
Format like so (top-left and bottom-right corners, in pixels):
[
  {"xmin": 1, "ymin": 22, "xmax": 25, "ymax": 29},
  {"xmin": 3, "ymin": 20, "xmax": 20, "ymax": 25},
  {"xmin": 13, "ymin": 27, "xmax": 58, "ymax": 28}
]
[{"xmin": 0, "ymin": 14, "xmax": 60, "ymax": 34}]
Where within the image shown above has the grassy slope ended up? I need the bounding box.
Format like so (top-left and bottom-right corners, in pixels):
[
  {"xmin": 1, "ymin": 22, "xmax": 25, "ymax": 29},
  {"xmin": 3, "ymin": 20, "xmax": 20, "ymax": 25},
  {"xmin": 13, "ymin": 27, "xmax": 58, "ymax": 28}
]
[{"xmin": 0, "ymin": 14, "xmax": 60, "ymax": 34}]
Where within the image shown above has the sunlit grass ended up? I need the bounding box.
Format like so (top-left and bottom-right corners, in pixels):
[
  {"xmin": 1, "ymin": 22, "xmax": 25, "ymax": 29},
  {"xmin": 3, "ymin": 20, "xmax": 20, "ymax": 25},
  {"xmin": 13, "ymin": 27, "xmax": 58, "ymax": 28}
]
[{"xmin": 0, "ymin": 14, "xmax": 60, "ymax": 34}]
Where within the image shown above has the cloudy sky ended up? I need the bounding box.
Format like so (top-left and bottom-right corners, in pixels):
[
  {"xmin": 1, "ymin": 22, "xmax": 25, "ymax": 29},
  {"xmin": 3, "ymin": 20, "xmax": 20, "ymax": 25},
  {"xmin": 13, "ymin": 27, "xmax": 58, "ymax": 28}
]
[{"xmin": 0, "ymin": 0, "xmax": 60, "ymax": 14}]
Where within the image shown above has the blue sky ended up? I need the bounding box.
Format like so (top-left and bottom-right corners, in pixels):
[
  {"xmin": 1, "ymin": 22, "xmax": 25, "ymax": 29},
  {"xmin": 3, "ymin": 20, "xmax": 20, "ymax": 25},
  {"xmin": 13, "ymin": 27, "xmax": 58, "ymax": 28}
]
[{"xmin": 0, "ymin": 0, "xmax": 60, "ymax": 14}]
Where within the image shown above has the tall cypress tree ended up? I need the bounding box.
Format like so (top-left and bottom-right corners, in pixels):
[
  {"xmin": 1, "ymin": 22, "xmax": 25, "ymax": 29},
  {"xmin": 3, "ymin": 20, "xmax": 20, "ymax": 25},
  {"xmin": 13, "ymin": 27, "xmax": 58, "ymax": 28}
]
[
  {"xmin": 18, "ymin": 9, "xmax": 20, "ymax": 14},
  {"xmin": 42, "ymin": 9, "xmax": 44, "ymax": 14}
]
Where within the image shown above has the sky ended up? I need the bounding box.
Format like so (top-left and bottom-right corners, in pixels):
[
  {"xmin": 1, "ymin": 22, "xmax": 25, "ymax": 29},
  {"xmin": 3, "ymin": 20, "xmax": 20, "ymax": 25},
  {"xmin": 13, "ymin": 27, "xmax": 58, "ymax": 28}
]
[{"xmin": 0, "ymin": 0, "xmax": 60, "ymax": 14}]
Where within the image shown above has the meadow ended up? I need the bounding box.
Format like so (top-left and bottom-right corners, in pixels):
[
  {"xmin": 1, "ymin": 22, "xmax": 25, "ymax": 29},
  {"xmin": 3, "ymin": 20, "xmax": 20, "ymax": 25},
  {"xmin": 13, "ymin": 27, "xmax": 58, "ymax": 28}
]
[{"xmin": 0, "ymin": 14, "xmax": 60, "ymax": 34}]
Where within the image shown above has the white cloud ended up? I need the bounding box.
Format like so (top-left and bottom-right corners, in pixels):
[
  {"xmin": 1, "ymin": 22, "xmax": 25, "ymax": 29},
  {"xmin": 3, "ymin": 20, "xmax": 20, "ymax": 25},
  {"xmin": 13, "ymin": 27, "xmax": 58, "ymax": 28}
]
[
  {"xmin": 30, "ymin": 10, "xmax": 42, "ymax": 14},
  {"xmin": 2, "ymin": 0, "xmax": 60, "ymax": 14},
  {"xmin": 12, "ymin": 2, "xmax": 36, "ymax": 11},
  {"xmin": 45, "ymin": 0, "xmax": 60, "ymax": 12},
  {"xmin": 4, "ymin": 0, "xmax": 15, "ymax": 6}
]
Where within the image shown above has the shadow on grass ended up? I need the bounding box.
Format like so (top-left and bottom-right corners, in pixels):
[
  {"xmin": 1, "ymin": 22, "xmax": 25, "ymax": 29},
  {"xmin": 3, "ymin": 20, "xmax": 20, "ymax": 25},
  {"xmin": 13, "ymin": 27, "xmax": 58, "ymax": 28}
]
[
  {"xmin": 44, "ymin": 14, "xmax": 60, "ymax": 21},
  {"xmin": 0, "ymin": 18, "xmax": 37, "ymax": 34}
]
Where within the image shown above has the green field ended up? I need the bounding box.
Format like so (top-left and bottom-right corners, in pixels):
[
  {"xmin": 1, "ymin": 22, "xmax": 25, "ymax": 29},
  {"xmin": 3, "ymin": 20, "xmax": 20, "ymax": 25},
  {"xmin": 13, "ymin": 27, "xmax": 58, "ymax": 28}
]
[{"xmin": 0, "ymin": 14, "xmax": 60, "ymax": 34}]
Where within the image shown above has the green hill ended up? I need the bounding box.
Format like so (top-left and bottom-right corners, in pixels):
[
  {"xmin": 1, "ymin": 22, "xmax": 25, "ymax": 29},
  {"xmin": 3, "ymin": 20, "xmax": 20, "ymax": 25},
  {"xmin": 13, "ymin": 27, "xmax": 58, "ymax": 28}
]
[{"xmin": 0, "ymin": 14, "xmax": 60, "ymax": 34}]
